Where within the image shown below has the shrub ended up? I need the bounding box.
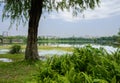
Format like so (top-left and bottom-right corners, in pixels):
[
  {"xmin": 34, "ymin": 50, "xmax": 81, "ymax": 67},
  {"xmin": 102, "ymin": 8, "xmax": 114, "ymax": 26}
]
[
  {"xmin": 9, "ymin": 44, "xmax": 21, "ymax": 54},
  {"xmin": 34, "ymin": 45, "xmax": 120, "ymax": 83}
]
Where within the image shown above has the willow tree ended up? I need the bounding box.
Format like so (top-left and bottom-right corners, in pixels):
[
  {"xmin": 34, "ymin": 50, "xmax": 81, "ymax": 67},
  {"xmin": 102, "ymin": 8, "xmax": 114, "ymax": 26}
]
[{"xmin": 2, "ymin": 0, "xmax": 100, "ymax": 61}]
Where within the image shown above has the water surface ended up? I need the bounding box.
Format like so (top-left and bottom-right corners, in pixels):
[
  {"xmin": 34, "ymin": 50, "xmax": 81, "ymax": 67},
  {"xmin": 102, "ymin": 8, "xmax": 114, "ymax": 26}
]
[
  {"xmin": 0, "ymin": 44, "xmax": 118, "ymax": 62},
  {"xmin": 0, "ymin": 58, "xmax": 12, "ymax": 62},
  {"xmin": 0, "ymin": 44, "xmax": 118, "ymax": 55}
]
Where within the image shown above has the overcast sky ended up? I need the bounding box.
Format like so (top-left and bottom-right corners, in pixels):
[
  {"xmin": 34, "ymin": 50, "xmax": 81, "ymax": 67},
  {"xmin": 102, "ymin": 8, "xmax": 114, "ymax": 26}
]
[{"xmin": 0, "ymin": 0, "xmax": 120, "ymax": 37}]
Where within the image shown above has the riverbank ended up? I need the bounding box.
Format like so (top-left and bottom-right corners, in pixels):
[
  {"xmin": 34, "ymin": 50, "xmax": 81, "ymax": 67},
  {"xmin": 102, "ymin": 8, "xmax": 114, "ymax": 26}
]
[
  {"xmin": 0, "ymin": 46, "xmax": 120, "ymax": 82},
  {"xmin": 0, "ymin": 45, "xmax": 74, "ymax": 52},
  {"xmin": 0, "ymin": 44, "xmax": 118, "ymax": 52}
]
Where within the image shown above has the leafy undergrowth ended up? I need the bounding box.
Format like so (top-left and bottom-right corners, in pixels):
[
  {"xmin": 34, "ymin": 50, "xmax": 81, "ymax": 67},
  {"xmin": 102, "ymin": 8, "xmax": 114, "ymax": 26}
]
[
  {"xmin": 35, "ymin": 45, "xmax": 120, "ymax": 83},
  {"xmin": 0, "ymin": 45, "xmax": 120, "ymax": 83}
]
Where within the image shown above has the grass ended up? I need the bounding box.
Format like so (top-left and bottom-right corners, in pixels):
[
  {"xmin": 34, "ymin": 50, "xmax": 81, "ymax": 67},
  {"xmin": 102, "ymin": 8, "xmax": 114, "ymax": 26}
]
[
  {"xmin": 0, "ymin": 45, "xmax": 71, "ymax": 83},
  {"xmin": 0, "ymin": 45, "xmax": 120, "ymax": 82},
  {"xmin": 0, "ymin": 61, "xmax": 33, "ymax": 83},
  {"xmin": 0, "ymin": 54, "xmax": 24, "ymax": 62},
  {"xmin": 38, "ymin": 45, "xmax": 73, "ymax": 52},
  {"xmin": 0, "ymin": 45, "xmax": 73, "ymax": 82},
  {"xmin": 0, "ymin": 54, "xmax": 41, "ymax": 83},
  {"xmin": 0, "ymin": 45, "xmax": 73, "ymax": 52}
]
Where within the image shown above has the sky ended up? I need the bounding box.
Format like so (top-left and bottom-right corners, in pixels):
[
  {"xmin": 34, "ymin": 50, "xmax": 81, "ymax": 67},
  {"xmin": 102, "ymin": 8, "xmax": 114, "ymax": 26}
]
[{"xmin": 0, "ymin": 0, "xmax": 120, "ymax": 38}]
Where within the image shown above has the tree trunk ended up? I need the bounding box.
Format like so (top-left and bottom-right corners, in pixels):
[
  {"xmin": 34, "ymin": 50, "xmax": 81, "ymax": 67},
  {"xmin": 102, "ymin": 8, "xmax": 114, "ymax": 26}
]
[{"xmin": 25, "ymin": 0, "xmax": 43, "ymax": 61}]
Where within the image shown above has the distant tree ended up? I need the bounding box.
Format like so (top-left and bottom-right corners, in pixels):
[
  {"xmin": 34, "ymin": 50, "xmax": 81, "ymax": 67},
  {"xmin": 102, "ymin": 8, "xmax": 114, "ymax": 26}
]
[
  {"xmin": 118, "ymin": 28, "xmax": 120, "ymax": 36},
  {"xmin": 117, "ymin": 28, "xmax": 120, "ymax": 43},
  {"xmin": 2, "ymin": 0, "xmax": 100, "ymax": 61}
]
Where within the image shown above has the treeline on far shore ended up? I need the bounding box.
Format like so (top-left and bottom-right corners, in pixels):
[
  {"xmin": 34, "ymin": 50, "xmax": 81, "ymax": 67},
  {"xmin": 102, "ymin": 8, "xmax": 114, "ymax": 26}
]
[
  {"xmin": 0, "ymin": 35, "xmax": 120, "ymax": 46},
  {"xmin": 37, "ymin": 35, "xmax": 120, "ymax": 46}
]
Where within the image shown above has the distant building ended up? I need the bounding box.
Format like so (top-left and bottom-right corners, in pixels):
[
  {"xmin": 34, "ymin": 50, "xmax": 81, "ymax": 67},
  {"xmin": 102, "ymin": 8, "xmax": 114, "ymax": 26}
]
[
  {"xmin": 12, "ymin": 39, "xmax": 23, "ymax": 43},
  {"xmin": 3, "ymin": 39, "xmax": 10, "ymax": 44},
  {"xmin": 2, "ymin": 31, "xmax": 8, "ymax": 37}
]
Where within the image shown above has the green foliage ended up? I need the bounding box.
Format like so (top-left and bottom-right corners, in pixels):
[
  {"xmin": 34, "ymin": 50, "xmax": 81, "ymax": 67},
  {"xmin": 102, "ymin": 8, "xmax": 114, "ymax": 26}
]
[
  {"xmin": 2, "ymin": 0, "xmax": 100, "ymax": 26},
  {"xmin": 9, "ymin": 44, "xmax": 21, "ymax": 54},
  {"xmin": 35, "ymin": 45, "xmax": 120, "ymax": 83}
]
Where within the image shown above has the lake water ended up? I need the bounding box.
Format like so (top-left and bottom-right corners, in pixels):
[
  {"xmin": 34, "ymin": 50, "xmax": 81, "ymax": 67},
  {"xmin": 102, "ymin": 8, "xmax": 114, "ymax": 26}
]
[
  {"xmin": 49, "ymin": 44, "xmax": 118, "ymax": 53},
  {"xmin": 0, "ymin": 44, "xmax": 118, "ymax": 55},
  {"xmin": 0, "ymin": 44, "xmax": 118, "ymax": 62},
  {"xmin": 39, "ymin": 50, "xmax": 72, "ymax": 56},
  {"xmin": 0, "ymin": 49, "xmax": 9, "ymax": 54},
  {"xmin": 0, "ymin": 58, "xmax": 12, "ymax": 62}
]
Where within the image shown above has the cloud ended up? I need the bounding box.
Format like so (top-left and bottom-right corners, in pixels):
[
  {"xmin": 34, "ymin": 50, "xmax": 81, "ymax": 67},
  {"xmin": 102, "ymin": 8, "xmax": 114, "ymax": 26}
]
[{"xmin": 47, "ymin": 0, "xmax": 120, "ymax": 22}]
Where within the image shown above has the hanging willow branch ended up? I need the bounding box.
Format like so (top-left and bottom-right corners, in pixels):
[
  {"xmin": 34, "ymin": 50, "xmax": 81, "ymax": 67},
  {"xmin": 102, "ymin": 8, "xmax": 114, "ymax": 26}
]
[{"xmin": 2, "ymin": 0, "xmax": 100, "ymax": 26}]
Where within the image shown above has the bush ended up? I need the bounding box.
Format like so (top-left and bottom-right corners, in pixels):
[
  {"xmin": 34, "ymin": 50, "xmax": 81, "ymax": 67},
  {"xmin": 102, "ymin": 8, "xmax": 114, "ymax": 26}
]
[
  {"xmin": 34, "ymin": 45, "xmax": 120, "ymax": 83},
  {"xmin": 9, "ymin": 44, "xmax": 21, "ymax": 54}
]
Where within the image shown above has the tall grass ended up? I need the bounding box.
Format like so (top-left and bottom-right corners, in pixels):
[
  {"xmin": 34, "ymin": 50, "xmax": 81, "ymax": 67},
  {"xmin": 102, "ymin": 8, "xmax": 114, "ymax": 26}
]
[{"xmin": 35, "ymin": 45, "xmax": 120, "ymax": 83}]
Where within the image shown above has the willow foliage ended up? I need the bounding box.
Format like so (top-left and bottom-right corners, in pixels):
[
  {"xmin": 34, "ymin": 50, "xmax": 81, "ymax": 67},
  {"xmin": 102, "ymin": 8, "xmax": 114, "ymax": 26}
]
[{"xmin": 2, "ymin": 0, "xmax": 100, "ymax": 25}]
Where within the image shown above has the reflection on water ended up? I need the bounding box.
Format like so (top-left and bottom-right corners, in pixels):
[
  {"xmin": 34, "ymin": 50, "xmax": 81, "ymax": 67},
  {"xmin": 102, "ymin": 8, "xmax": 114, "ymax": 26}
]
[
  {"xmin": 89, "ymin": 44, "xmax": 117, "ymax": 53},
  {"xmin": 0, "ymin": 49, "xmax": 9, "ymax": 54},
  {"xmin": 49, "ymin": 44, "xmax": 118, "ymax": 53},
  {"xmin": 0, "ymin": 44, "xmax": 118, "ymax": 55},
  {"xmin": 0, "ymin": 44, "xmax": 118, "ymax": 62},
  {"xmin": 39, "ymin": 50, "xmax": 72, "ymax": 56},
  {"xmin": 0, "ymin": 58, "xmax": 12, "ymax": 62}
]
